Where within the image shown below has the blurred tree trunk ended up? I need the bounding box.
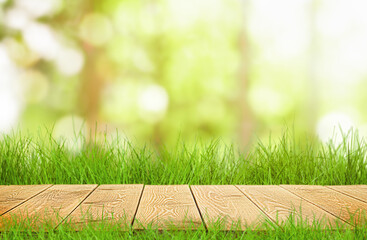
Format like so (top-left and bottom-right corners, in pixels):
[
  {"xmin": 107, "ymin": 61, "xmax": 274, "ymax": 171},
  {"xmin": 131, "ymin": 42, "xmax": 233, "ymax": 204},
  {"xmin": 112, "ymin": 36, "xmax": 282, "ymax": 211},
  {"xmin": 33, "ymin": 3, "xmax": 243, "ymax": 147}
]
[
  {"xmin": 78, "ymin": 1, "xmax": 108, "ymax": 143},
  {"xmin": 150, "ymin": 9, "xmax": 166, "ymax": 148},
  {"xmin": 238, "ymin": 0, "xmax": 254, "ymax": 148},
  {"xmin": 80, "ymin": 45, "xmax": 104, "ymax": 141},
  {"xmin": 307, "ymin": 0, "xmax": 319, "ymax": 134},
  {"xmin": 151, "ymin": 39, "xmax": 165, "ymax": 147}
]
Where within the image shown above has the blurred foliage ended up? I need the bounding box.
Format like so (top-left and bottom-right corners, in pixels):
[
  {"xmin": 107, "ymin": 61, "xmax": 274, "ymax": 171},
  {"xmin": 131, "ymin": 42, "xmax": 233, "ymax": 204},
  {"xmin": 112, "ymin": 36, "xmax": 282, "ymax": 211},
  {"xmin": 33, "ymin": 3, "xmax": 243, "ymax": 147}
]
[
  {"xmin": 1, "ymin": 0, "xmax": 367, "ymax": 147},
  {"xmin": 0, "ymin": 0, "xmax": 243, "ymax": 146}
]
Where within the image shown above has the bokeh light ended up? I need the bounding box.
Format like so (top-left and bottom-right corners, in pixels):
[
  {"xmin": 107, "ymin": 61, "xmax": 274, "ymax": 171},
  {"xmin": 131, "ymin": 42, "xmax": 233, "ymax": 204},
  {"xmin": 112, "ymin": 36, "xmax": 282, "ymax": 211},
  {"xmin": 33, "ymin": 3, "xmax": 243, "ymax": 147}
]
[
  {"xmin": 0, "ymin": 0, "xmax": 367, "ymax": 147},
  {"xmin": 0, "ymin": 45, "xmax": 22, "ymax": 133},
  {"xmin": 53, "ymin": 115, "xmax": 86, "ymax": 152},
  {"xmin": 55, "ymin": 47, "xmax": 84, "ymax": 76},
  {"xmin": 4, "ymin": 7, "xmax": 30, "ymax": 30},
  {"xmin": 138, "ymin": 84, "xmax": 169, "ymax": 122},
  {"xmin": 15, "ymin": 0, "xmax": 62, "ymax": 18},
  {"xmin": 100, "ymin": 81, "xmax": 138, "ymax": 123},
  {"xmin": 3, "ymin": 38, "xmax": 39, "ymax": 67},
  {"xmin": 22, "ymin": 22, "xmax": 60, "ymax": 60},
  {"xmin": 80, "ymin": 13, "xmax": 113, "ymax": 47},
  {"xmin": 0, "ymin": 92, "xmax": 21, "ymax": 133},
  {"xmin": 248, "ymin": 86, "xmax": 293, "ymax": 119},
  {"xmin": 316, "ymin": 112, "xmax": 355, "ymax": 144},
  {"xmin": 20, "ymin": 70, "xmax": 49, "ymax": 103}
]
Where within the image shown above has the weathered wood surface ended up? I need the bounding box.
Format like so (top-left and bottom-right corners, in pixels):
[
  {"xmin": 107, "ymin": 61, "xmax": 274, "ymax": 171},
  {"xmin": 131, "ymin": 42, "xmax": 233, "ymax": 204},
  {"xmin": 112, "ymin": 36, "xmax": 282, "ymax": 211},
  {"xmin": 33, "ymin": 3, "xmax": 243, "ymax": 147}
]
[
  {"xmin": 0, "ymin": 185, "xmax": 52, "ymax": 216},
  {"xmin": 237, "ymin": 185, "xmax": 343, "ymax": 228},
  {"xmin": 63, "ymin": 184, "xmax": 143, "ymax": 230},
  {"xmin": 133, "ymin": 185, "xmax": 202, "ymax": 230},
  {"xmin": 327, "ymin": 185, "xmax": 367, "ymax": 204},
  {"xmin": 281, "ymin": 185, "xmax": 367, "ymax": 226},
  {"xmin": 0, "ymin": 185, "xmax": 366, "ymax": 231},
  {"xmin": 0, "ymin": 185, "xmax": 97, "ymax": 230},
  {"xmin": 191, "ymin": 185, "xmax": 269, "ymax": 230}
]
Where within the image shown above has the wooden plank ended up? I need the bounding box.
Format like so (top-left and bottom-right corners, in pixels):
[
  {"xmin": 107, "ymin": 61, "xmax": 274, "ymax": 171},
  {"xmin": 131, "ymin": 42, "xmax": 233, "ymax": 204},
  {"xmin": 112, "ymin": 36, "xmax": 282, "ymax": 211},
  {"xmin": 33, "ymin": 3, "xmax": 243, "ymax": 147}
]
[
  {"xmin": 133, "ymin": 185, "xmax": 202, "ymax": 230},
  {"xmin": 327, "ymin": 185, "xmax": 367, "ymax": 204},
  {"xmin": 63, "ymin": 184, "xmax": 144, "ymax": 230},
  {"xmin": 237, "ymin": 185, "xmax": 341, "ymax": 227},
  {"xmin": 0, "ymin": 185, "xmax": 52, "ymax": 215},
  {"xmin": 0, "ymin": 185, "xmax": 97, "ymax": 230},
  {"xmin": 191, "ymin": 185, "xmax": 270, "ymax": 230},
  {"xmin": 281, "ymin": 185, "xmax": 367, "ymax": 226}
]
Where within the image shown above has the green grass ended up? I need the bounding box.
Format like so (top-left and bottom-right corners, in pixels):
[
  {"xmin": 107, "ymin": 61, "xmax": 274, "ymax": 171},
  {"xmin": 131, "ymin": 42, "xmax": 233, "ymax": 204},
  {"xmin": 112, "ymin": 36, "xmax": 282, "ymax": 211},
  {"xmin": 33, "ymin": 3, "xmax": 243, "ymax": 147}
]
[
  {"xmin": 0, "ymin": 129, "xmax": 366, "ymax": 185},
  {"xmin": 2, "ymin": 227, "xmax": 366, "ymax": 240},
  {"xmin": 2, "ymin": 228, "xmax": 367, "ymax": 240},
  {"xmin": 1, "ymin": 210, "xmax": 366, "ymax": 240},
  {"xmin": 0, "ymin": 216, "xmax": 366, "ymax": 240},
  {"xmin": 1, "ymin": 129, "xmax": 367, "ymax": 239}
]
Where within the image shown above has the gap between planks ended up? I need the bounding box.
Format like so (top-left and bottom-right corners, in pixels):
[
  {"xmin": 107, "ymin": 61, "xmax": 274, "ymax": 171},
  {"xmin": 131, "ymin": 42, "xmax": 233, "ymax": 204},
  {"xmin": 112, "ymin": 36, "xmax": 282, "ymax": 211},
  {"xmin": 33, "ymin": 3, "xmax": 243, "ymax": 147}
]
[
  {"xmin": 280, "ymin": 185, "xmax": 367, "ymax": 226},
  {"xmin": 1, "ymin": 185, "xmax": 367, "ymax": 231}
]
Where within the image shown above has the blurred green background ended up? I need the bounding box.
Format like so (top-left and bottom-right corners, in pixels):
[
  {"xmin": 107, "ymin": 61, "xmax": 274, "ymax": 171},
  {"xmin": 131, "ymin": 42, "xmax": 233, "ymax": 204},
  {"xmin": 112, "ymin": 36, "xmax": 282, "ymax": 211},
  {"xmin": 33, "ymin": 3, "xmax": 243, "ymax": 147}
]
[{"xmin": 1, "ymin": 0, "xmax": 367, "ymax": 148}]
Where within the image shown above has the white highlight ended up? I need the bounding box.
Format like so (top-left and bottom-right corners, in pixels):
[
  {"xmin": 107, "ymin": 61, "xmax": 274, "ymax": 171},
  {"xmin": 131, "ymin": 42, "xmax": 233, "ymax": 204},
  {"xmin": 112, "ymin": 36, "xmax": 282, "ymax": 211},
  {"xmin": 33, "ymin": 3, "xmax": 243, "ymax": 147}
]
[
  {"xmin": 138, "ymin": 85, "xmax": 169, "ymax": 113},
  {"xmin": 248, "ymin": 86, "xmax": 292, "ymax": 117},
  {"xmin": 0, "ymin": 92, "xmax": 21, "ymax": 134},
  {"xmin": 168, "ymin": 0, "xmax": 222, "ymax": 28},
  {"xmin": 0, "ymin": 45, "xmax": 22, "ymax": 133},
  {"xmin": 249, "ymin": 0, "xmax": 309, "ymax": 61},
  {"xmin": 53, "ymin": 115, "xmax": 86, "ymax": 152},
  {"xmin": 15, "ymin": 0, "xmax": 61, "ymax": 18},
  {"xmin": 316, "ymin": 112, "xmax": 355, "ymax": 144},
  {"xmin": 80, "ymin": 13, "xmax": 113, "ymax": 47},
  {"xmin": 23, "ymin": 22, "xmax": 61, "ymax": 60},
  {"xmin": 55, "ymin": 48, "xmax": 84, "ymax": 76},
  {"xmin": 4, "ymin": 7, "xmax": 31, "ymax": 30}
]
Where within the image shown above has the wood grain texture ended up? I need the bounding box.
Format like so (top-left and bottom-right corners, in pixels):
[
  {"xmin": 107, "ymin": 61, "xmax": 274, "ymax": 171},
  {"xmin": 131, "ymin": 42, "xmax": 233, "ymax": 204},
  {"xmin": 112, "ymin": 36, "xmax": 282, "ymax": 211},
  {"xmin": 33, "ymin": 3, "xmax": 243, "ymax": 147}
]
[
  {"xmin": 0, "ymin": 185, "xmax": 52, "ymax": 215},
  {"xmin": 0, "ymin": 185, "xmax": 97, "ymax": 230},
  {"xmin": 327, "ymin": 185, "xmax": 367, "ymax": 204},
  {"xmin": 237, "ymin": 185, "xmax": 340, "ymax": 227},
  {"xmin": 191, "ymin": 185, "xmax": 269, "ymax": 230},
  {"xmin": 63, "ymin": 184, "xmax": 143, "ymax": 230},
  {"xmin": 133, "ymin": 185, "xmax": 202, "ymax": 230},
  {"xmin": 281, "ymin": 185, "xmax": 367, "ymax": 226}
]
